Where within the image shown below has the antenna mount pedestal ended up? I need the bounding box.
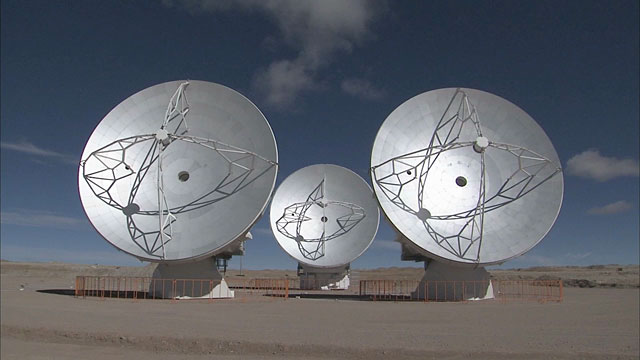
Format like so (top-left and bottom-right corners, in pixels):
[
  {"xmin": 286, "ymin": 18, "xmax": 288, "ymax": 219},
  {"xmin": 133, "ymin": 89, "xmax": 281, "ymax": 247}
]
[
  {"xmin": 297, "ymin": 263, "xmax": 350, "ymax": 290},
  {"xmin": 412, "ymin": 261, "xmax": 494, "ymax": 300},
  {"xmin": 150, "ymin": 257, "xmax": 234, "ymax": 299}
]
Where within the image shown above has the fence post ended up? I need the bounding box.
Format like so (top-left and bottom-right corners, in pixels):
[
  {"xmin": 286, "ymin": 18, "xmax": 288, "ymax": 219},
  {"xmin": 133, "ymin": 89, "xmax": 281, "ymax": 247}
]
[
  {"xmin": 285, "ymin": 278, "xmax": 289, "ymax": 300},
  {"xmin": 424, "ymin": 281, "xmax": 427, "ymax": 303},
  {"xmin": 132, "ymin": 278, "xmax": 137, "ymax": 300},
  {"xmin": 559, "ymin": 280, "xmax": 563, "ymax": 302}
]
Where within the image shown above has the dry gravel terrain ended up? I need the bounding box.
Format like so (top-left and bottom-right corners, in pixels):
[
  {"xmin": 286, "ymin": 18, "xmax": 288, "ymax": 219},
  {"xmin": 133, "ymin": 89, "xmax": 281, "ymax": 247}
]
[{"xmin": 1, "ymin": 261, "xmax": 638, "ymax": 359}]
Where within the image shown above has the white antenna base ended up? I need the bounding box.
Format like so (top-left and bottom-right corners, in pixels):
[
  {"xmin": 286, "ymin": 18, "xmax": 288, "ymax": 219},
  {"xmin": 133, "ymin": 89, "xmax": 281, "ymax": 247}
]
[
  {"xmin": 150, "ymin": 257, "xmax": 234, "ymax": 299},
  {"xmin": 411, "ymin": 261, "xmax": 494, "ymax": 301},
  {"xmin": 297, "ymin": 263, "xmax": 350, "ymax": 290}
]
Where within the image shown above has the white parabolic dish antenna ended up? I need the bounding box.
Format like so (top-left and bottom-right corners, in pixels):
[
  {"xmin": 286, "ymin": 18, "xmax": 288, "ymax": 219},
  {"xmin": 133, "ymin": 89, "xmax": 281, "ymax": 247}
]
[
  {"xmin": 78, "ymin": 80, "xmax": 278, "ymax": 262},
  {"xmin": 270, "ymin": 164, "xmax": 380, "ymax": 268},
  {"xmin": 370, "ymin": 88, "xmax": 563, "ymax": 266}
]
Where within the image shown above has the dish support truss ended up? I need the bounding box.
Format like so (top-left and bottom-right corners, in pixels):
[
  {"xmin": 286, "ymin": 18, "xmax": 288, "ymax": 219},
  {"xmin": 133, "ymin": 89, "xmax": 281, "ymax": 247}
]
[
  {"xmin": 275, "ymin": 179, "xmax": 366, "ymax": 261},
  {"xmin": 371, "ymin": 89, "xmax": 562, "ymax": 263},
  {"xmin": 81, "ymin": 82, "xmax": 278, "ymax": 259}
]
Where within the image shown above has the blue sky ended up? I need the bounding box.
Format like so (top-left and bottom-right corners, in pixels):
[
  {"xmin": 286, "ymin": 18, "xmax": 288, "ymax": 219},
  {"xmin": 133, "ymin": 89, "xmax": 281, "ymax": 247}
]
[{"xmin": 1, "ymin": 0, "xmax": 638, "ymax": 269}]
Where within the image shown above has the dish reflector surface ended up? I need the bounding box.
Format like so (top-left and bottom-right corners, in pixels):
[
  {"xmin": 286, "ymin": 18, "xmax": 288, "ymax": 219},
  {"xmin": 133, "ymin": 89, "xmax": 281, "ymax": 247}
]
[
  {"xmin": 371, "ymin": 88, "xmax": 563, "ymax": 265},
  {"xmin": 79, "ymin": 80, "xmax": 278, "ymax": 262},
  {"xmin": 270, "ymin": 164, "xmax": 380, "ymax": 268}
]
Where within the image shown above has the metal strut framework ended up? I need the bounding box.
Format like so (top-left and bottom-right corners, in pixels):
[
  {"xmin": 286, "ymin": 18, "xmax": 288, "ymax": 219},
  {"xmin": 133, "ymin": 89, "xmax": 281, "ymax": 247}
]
[
  {"xmin": 371, "ymin": 89, "xmax": 561, "ymax": 262},
  {"xmin": 81, "ymin": 82, "xmax": 278, "ymax": 259},
  {"xmin": 275, "ymin": 179, "xmax": 366, "ymax": 261}
]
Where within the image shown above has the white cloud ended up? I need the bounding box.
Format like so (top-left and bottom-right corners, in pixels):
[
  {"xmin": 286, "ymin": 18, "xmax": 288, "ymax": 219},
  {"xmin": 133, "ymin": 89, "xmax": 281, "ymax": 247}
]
[
  {"xmin": 341, "ymin": 78, "xmax": 385, "ymax": 100},
  {"xmin": 588, "ymin": 200, "xmax": 633, "ymax": 215},
  {"xmin": 1, "ymin": 209, "xmax": 84, "ymax": 229},
  {"xmin": 565, "ymin": 252, "xmax": 592, "ymax": 260},
  {"xmin": 0, "ymin": 244, "xmax": 141, "ymax": 266},
  {"xmin": 1, "ymin": 140, "xmax": 77, "ymax": 165},
  {"xmin": 253, "ymin": 60, "xmax": 314, "ymax": 106},
  {"xmin": 501, "ymin": 253, "xmax": 575, "ymax": 268},
  {"xmin": 165, "ymin": 0, "xmax": 381, "ymax": 107},
  {"xmin": 371, "ymin": 239, "xmax": 399, "ymax": 250},
  {"xmin": 250, "ymin": 226, "xmax": 273, "ymax": 236},
  {"xmin": 510, "ymin": 254, "xmax": 558, "ymax": 267},
  {"xmin": 566, "ymin": 149, "xmax": 639, "ymax": 182}
]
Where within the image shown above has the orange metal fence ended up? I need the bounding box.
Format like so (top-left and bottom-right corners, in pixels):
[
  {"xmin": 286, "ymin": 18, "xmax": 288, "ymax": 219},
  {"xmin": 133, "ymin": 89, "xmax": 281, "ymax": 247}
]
[
  {"xmin": 358, "ymin": 279, "xmax": 563, "ymax": 302},
  {"xmin": 226, "ymin": 278, "xmax": 295, "ymax": 293},
  {"xmin": 74, "ymin": 276, "xmax": 290, "ymax": 300},
  {"xmin": 75, "ymin": 276, "xmax": 152, "ymax": 299},
  {"xmin": 226, "ymin": 278, "xmax": 340, "ymax": 291},
  {"xmin": 75, "ymin": 276, "xmax": 349, "ymax": 300},
  {"xmin": 358, "ymin": 279, "xmax": 491, "ymax": 301},
  {"xmin": 75, "ymin": 276, "xmax": 562, "ymax": 303},
  {"xmin": 492, "ymin": 280, "xmax": 563, "ymax": 303}
]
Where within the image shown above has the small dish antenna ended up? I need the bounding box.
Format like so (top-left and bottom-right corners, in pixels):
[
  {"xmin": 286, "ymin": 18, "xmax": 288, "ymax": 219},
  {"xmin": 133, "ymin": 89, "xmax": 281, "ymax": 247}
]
[
  {"xmin": 270, "ymin": 164, "xmax": 379, "ymax": 289},
  {"xmin": 370, "ymin": 88, "xmax": 563, "ymax": 298},
  {"xmin": 78, "ymin": 80, "xmax": 278, "ymax": 297}
]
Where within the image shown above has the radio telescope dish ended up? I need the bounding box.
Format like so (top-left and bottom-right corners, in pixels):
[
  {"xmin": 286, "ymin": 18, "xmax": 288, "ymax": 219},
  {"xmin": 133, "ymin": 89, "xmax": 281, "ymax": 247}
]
[
  {"xmin": 371, "ymin": 88, "xmax": 563, "ymax": 266},
  {"xmin": 270, "ymin": 164, "xmax": 379, "ymax": 269},
  {"xmin": 78, "ymin": 80, "xmax": 278, "ymax": 263}
]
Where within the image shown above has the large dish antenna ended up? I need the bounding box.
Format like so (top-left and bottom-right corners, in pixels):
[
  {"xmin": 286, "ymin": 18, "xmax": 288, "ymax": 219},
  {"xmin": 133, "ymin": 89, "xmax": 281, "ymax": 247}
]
[
  {"xmin": 78, "ymin": 80, "xmax": 278, "ymax": 263},
  {"xmin": 371, "ymin": 88, "xmax": 563, "ymax": 266},
  {"xmin": 270, "ymin": 164, "xmax": 379, "ymax": 270}
]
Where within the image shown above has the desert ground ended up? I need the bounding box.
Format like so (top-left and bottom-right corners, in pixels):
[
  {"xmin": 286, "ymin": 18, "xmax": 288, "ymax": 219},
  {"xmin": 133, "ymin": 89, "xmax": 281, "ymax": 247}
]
[{"xmin": 1, "ymin": 261, "xmax": 638, "ymax": 359}]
